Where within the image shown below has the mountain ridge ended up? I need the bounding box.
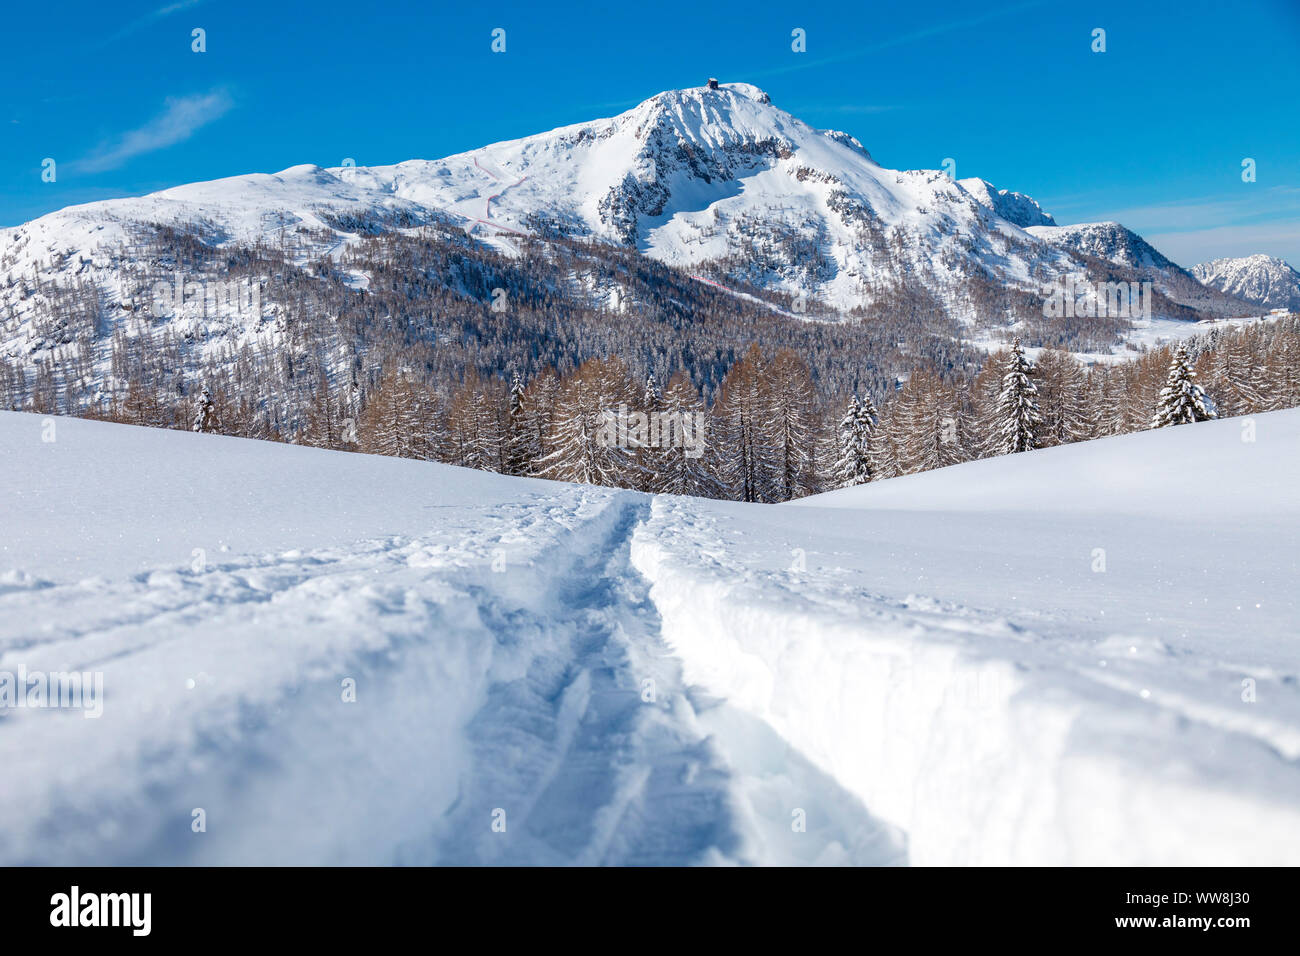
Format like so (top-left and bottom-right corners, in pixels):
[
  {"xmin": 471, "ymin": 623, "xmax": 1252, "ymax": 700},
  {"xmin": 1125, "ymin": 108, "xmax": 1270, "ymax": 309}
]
[
  {"xmin": 1193, "ymin": 254, "xmax": 1300, "ymax": 312},
  {"xmin": 0, "ymin": 80, "xmax": 1261, "ymax": 372}
]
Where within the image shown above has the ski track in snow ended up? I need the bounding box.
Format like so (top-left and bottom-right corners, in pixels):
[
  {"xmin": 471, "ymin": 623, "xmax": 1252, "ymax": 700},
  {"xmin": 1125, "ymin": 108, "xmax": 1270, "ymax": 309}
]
[
  {"xmin": 471, "ymin": 155, "xmax": 531, "ymax": 237},
  {"xmin": 0, "ymin": 486, "xmax": 903, "ymax": 866}
]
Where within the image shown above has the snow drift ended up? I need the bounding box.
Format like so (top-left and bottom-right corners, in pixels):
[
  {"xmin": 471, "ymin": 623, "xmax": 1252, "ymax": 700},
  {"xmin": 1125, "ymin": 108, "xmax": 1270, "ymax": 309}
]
[{"xmin": 629, "ymin": 411, "xmax": 1300, "ymax": 864}]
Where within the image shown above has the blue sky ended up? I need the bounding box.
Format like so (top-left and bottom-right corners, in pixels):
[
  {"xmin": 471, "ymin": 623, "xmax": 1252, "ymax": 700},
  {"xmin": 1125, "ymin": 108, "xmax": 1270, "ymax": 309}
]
[{"xmin": 3, "ymin": 0, "xmax": 1299, "ymax": 266}]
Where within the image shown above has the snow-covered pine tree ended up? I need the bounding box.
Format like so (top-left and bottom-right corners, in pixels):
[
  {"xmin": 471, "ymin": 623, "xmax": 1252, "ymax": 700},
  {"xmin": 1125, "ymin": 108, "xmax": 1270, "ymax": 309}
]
[
  {"xmin": 642, "ymin": 371, "xmax": 660, "ymax": 413},
  {"xmin": 1151, "ymin": 344, "xmax": 1216, "ymax": 428},
  {"xmin": 858, "ymin": 393, "xmax": 879, "ymax": 437},
  {"xmin": 509, "ymin": 373, "xmax": 525, "ymax": 416},
  {"xmin": 192, "ymin": 385, "xmax": 216, "ymax": 433},
  {"xmin": 504, "ymin": 372, "xmax": 531, "ymax": 476},
  {"xmin": 996, "ymin": 339, "xmax": 1043, "ymax": 454},
  {"xmin": 832, "ymin": 394, "xmax": 875, "ymax": 488},
  {"xmin": 833, "ymin": 395, "xmax": 862, "ymax": 488}
]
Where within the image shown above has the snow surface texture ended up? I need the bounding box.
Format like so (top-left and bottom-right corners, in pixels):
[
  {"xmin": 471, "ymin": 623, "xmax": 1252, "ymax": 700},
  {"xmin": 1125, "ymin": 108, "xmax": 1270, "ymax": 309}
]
[{"xmin": 1, "ymin": 410, "xmax": 1297, "ymax": 864}]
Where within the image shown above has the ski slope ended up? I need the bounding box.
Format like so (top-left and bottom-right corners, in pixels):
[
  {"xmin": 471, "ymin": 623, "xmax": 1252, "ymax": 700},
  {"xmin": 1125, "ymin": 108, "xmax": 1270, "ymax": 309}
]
[{"xmin": 1, "ymin": 410, "xmax": 1297, "ymax": 865}]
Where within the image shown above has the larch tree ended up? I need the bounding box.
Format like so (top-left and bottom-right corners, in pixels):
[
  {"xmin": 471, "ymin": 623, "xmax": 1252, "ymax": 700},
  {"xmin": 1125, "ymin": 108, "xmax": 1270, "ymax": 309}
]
[
  {"xmin": 1209, "ymin": 335, "xmax": 1262, "ymax": 417},
  {"xmin": 765, "ymin": 349, "xmax": 822, "ymax": 500},
  {"xmin": 893, "ymin": 369, "xmax": 967, "ymax": 474},
  {"xmin": 1033, "ymin": 349, "xmax": 1092, "ymax": 447},
  {"xmin": 535, "ymin": 356, "xmax": 638, "ymax": 487},
  {"xmin": 445, "ymin": 370, "xmax": 505, "ymax": 472},
  {"xmin": 653, "ymin": 370, "xmax": 723, "ymax": 498},
  {"xmin": 115, "ymin": 377, "xmax": 170, "ymax": 429},
  {"xmin": 713, "ymin": 344, "xmax": 776, "ymax": 502},
  {"xmin": 520, "ymin": 366, "xmax": 560, "ymax": 473},
  {"xmin": 357, "ymin": 367, "xmax": 441, "ymax": 460},
  {"xmin": 1266, "ymin": 332, "xmax": 1300, "ymax": 410},
  {"xmin": 300, "ymin": 371, "xmax": 346, "ymax": 449}
]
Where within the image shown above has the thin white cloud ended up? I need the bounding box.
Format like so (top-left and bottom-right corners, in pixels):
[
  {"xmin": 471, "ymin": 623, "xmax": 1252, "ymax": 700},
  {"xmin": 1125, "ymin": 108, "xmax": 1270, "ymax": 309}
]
[
  {"xmin": 787, "ymin": 103, "xmax": 899, "ymax": 116},
  {"xmin": 71, "ymin": 91, "xmax": 234, "ymax": 173},
  {"xmin": 100, "ymin": 0, "xmax": 207, "ymax": 45},
  {"xmin": 1055, "ymin": 186, "xmax": 1300, "ymax": 231},
  {"xmin": 748, "ymin": 0, "xmax": 1051, "ymax": 80}
]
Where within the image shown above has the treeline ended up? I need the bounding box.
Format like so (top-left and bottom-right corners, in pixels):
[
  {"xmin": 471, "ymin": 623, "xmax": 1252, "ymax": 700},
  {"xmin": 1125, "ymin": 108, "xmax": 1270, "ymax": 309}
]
[
  {"xmin": 52, "ymin": 313, "xmax": 1300, "ymax": 503},
  {"xmin": 3, "ymin": 210, "xmax": 1151, "ymax": 443}
]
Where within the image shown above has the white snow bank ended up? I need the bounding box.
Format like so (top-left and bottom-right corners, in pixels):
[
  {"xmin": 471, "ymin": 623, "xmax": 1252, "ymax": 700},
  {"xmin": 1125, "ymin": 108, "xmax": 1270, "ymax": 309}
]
[
  {"xmin": 0, "ymin": 412, "xmax": 552, "ymax": 581},
  {"xmin": 631, "ymin": 411, "xmax": 1300, "ymax": 864},
  {"xmin": 802, "ymin": 411, "xmax": 1300, "ymax": 517}
]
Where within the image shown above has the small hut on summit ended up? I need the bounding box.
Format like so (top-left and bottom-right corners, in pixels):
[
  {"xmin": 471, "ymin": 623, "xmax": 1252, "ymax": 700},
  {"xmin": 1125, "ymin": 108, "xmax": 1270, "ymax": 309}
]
[{"xmin": 706, "ymin": 78, "xmax": 719, "ymax": 90}]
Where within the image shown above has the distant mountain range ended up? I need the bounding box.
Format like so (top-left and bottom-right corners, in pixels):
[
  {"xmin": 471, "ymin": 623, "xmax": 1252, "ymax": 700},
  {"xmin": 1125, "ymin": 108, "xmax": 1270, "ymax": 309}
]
[{"xmin": 1192, "ymin": 255, "xmax": 1300, "ymax": 312}]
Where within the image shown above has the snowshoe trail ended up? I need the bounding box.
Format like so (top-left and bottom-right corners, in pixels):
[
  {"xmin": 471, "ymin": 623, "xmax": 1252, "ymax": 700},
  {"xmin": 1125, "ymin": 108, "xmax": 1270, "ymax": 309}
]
[
  {"xmin": 416, "ymin": 495, "xmax": 901, "ymax": 865},
  {"xmin": 0, "ymin": 489, "xmax": 902, "ymax": 865}
]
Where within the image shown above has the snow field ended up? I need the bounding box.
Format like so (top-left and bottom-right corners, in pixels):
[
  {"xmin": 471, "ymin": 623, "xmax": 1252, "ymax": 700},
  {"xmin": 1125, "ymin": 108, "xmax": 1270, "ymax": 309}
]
[
  {"xmin": 631, "ymin": 411, "xmax": 1300, "ymax": 864},
  {"xmin": 0, "ymin": 414, "xmax": 901, "ymax": 864},
  {"xmin": 2, "ymin": 409, "xmax": 1298, "ymax": 864}
]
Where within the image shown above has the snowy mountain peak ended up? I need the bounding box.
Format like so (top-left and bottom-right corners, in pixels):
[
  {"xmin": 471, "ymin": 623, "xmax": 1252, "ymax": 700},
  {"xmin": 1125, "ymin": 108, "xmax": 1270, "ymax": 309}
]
[
  {"xmin": 616, "ymin": 83, "xmax": 806, "ymax": 169},
  {"xmin": 1026, "ymin": 220, "xmax": 1176, "ymax": 271},
  {"xmin": 1192, "ymin": 254, "xmax": 1300, "ymax": 311},
  {"xmin": 0, "ymin": 80, "xmax": 1256, "ymax": 347},
  {"xmin": 957, "ymin": 177, "xmax": 1056, "ymax": 228}
]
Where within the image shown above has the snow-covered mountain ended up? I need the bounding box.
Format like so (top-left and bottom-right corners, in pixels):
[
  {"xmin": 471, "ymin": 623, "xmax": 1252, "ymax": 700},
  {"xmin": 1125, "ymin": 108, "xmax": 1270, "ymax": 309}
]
[
  {"xmin": 1, "ymin": 82, "xmax": 1245, "ymax": 333},
  {"xmin": 957, "ymin": 177, "xmax": 1056, "ymax": 228},
  {"xmin": 1193, "ymin": 254, "xmax": 1300, "ymax": 312},
  {"xmin": 1025, "ymin": 221, "xmax": 1254, "ymax": 318},
  {"xmin": 1027, "ymin": 221, "xmax": 1177, "ymax": 271}
]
